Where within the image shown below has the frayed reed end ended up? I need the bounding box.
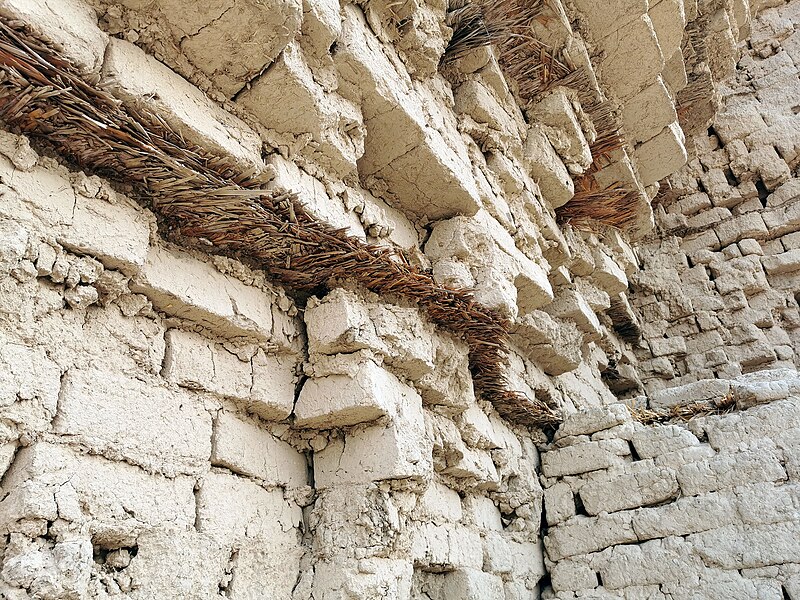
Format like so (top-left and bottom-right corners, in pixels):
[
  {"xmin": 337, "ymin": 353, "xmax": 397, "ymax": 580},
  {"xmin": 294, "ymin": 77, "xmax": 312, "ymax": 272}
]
[
  {"xmin": 442, "ymin": 0, "xmax": 506, "ymax": 64},
  {"xmin": 556, "ymin": 179, "xmax": 640, "ymax": 231}
]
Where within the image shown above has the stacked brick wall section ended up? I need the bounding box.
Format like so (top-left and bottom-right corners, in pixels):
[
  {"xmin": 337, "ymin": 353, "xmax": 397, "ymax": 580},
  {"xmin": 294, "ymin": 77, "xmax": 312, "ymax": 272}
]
[
  {"xmin": 0, "ymin": 0, "xmax": 704, "ymax": 420},
  {"xmin": 0, "ymin": 133, "xmax": 310, "ymax": 596},
  {"xmin": 299, "ymin": 287, "xmax": 550, "ymax": 597},
  {"xmin": 539, "ymin": 4, "xmax": 800, "ymax": 597},
  {"xmin": 0, "ymin": 0, "xmax": 672, "ymax": 412},
  {"xmin": 0, "ymin": 139, "xmax": 554, "ymax": 596},
  {"xmin": 80, "ymin": 0, "xmax": 721, "ymax": 221},
  {"xmin": 0, "ymin": 0, "xmax": 786, "ymax": 598},
  {"xmin": 629, "ymin": 0, "xmax": 800, "ymax": 398},
  {"xmin": 0, "ymin": 0, "xmax": 588, "ymax": 592},
  {"xmin": 539, "ymin": 379, "xmax": 800, "ymax": 599}
]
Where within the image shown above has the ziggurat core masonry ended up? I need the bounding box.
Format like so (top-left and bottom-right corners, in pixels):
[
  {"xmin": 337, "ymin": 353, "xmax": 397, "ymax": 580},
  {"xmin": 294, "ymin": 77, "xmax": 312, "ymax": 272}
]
[{"xmin": 0, "ymin": 0, "xmax": 798, "ymax": 597}]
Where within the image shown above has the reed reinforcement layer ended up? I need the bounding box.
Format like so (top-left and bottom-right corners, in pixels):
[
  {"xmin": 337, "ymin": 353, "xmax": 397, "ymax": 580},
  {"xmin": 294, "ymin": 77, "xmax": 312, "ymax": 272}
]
[
  {"xmin": 0, "ymin": 19, "xmax": 561, "ymax": 427},
  {"xmin": 443, "ymin": 0, "xmax": 642, "ymax": 231}
]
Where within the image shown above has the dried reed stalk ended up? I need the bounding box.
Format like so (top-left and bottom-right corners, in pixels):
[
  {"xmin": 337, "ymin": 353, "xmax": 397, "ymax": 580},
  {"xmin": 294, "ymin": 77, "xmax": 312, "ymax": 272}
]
[
  {"xmin": 442, "ymin": 0, "xmax": 575, "ymax": 101},
  {"xmin": 541, "ymin": 76, "xmax": 642, "ymax": 232},
  {"xmin": 606, "ymin": 296, "xmax": 641, "ymax": 343},
  {"xmin": 583, "ymin": 100, "xmax": 617, "ymax": 138},
  {"xmin": 553, "ymin": 122, "xmax": 644, "ymax": 231},
  {"xmin": 585, "ymin": 131, "xmax": 625, "ymax": 172},
  {"xmin": 442, "ymin": 0, "xmax": 548, "ymax": 66},
  {"xmin": 677, "ymin": 70, "xmax": 716, "ymax": 135},
  {"xmin": 489, "ymin": 2, "xmax": 643, "ymax": 232},
  {"xmin": 443, "ymin": 0, "xmax": 503, "ymax": 64},
  {"xmin": 497, "ymin": 36, "xmax": 573, "ymax": 100},
  {"xmin": 0, "ymin": 20, "xmax": 561, "ymax": 427}
]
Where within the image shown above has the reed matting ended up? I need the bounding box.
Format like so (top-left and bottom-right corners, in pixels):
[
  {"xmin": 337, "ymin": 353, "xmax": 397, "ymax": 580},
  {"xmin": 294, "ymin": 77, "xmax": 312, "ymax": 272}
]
[
  {"xmin": 0, "ymin": 20, "xmax": 563, "ymax": 427},
  {"xmin": 630, "ymin": 393, "xmax": 738, "ymax": 425}
]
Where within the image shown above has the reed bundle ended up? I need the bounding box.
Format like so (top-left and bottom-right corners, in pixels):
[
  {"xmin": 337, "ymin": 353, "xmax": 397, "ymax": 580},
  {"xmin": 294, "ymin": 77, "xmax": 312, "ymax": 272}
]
[
  {"xmin": 443, "ymin": 0, "xmax": 586, "ymax": 103},
  {"xmin": 497, "ymin": 36, "xmax": 573, "ymax": 100},
  {"xmin": 556, "ymin": 178, "xmax": 640, "ymax": 230},
  {"xmin": 0, "ymin": 20, "xmax": 562, "ymax": 427},
  {"xmin": 606, "ymin": 296, "xmax": 642, "ymax": 343},
  {"xmin": 443, "ymin": 0, "xmax": 644, "ymax": 234},
  {"xmin": 443, "ymin": 0, "xmax": 507, "ymax": 64},
  {"xmin": 630, "ymin": 393, "xmax": 737, "ymax": 425},
  {"xmin": 442, "ymin": 0, "xmax": 548, "ymax": 67}
]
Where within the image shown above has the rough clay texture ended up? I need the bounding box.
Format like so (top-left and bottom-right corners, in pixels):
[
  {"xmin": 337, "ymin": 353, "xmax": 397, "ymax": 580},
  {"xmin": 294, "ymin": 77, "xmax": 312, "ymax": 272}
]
[
  {"xmin": 541, "ymin": 397, "xmax": 800, "ymax": 598},
  {"xmin": 630, "ymin": 0, "xmax": 800, "ymax": 400},
  {"xmin": 0, "ymin": 0, "xmax": 798, "ymax": 597}
]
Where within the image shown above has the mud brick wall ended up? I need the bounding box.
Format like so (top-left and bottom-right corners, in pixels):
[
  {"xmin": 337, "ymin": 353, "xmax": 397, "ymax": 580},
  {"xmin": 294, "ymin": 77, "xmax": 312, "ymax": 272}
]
[
  {"xmin": 0, "ymin": 133, "xmax": 311, "ymax": 597},
  {"xmin": 0, "ymin": 0, "xmax": 798, "ymax": 598},
  {"xmin": 540, "ymin": 386, "xmax": 800, "ymax": 599},
  {"xmin": 0, "ymin": 138, "xmax": 551, "ymax": 596},
  {"xmin": 631, "ymin": 0, "xmax": 800, "ymax": 399}
]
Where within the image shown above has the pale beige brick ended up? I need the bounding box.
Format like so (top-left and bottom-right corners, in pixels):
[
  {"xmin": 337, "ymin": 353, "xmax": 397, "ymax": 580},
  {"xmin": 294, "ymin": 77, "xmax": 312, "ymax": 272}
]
[
  {"xmin": 335, "ymin": 5, "xmax": 480, "ymax": 221},
  {"xmin": 648, "ymin": 0, "xmax": 686, "ymax": 57},
  {"xmin": 249, "ymin": 350, "xmax": 297, "ymax": 421},
  {"xmin": 579, "ymin": 468, "xmax": 679, "ymax": 515},
  {"xmin": 295, "ymin": 358, "xmax": 413, "ymax": 428},
  {"xmin": 314, "ymin": 391, "xmax": 431, "ymax": 487},
  {"xmin": 597, "ymin": 16, "xmax": 664, "ymax": 101},
  {"xmin": 212, "ymin": 411, "xmax": 307, "ymax": 488},
  {"xmin": 53, "ymin": 368, "xmax": 212, "ymax": 476},
  {"xmin": 162, "ymin": 329, "xmax": 252, "ymax": 401},
  {"xmin": 544, "ymin": 512, "xmax": 638, "ymax": 560},
  {"xmin": 59, "ymin": 195, "xmax": 150, "ymax": 275},
  {"xmin": 541, "ymin": 439, "xmax": 629, "ymax": 477},
  {"xmin": 524, "ymin": 124, "xmax": 574, "ymax": 208},
  {"xmin": 0, "ymin": 442, "xmax": 195, "ymax": 537},
  {"xmin": 131, "ymin": 245, "xmax": 288, "ymax": 344},
  {"xmin": 622, "ymin": 78, "xmax": 678, "ymax": 145},
  {"xmin": 159, "ymin": 0, "xmax": 302, "ymax": 98},
  {"xmin": 634, "ymin": 123, "xmax": 689, "ymax": 186},
  {"xmin": 101, "ymin": 38, "xmax": 263, "ymax": 173},
  {"xmin": 195, "ymin": 471, "xmax": 303, "ymax": 598},
  {"xmin": 0, "ymin": 0, "xmax": 107, "ymax": 74},
  {"xmin": 238, "ymin": 44, "xmax": 362, "ymax": 177}
]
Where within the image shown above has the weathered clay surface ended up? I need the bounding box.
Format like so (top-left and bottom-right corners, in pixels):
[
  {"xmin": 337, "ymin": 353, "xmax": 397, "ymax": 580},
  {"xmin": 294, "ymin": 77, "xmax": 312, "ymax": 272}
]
[
  {"xmin": 630, "ymin": 0, "xmax": 800, "ymax": 398},
  {"xmin": 540, "ymin": 396, "xmax": 800, "ymax": 597},
  {"xmin": 1, "ymin": 0, "xmax": 798, "ymax": 597}
]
